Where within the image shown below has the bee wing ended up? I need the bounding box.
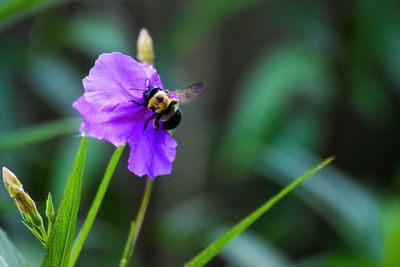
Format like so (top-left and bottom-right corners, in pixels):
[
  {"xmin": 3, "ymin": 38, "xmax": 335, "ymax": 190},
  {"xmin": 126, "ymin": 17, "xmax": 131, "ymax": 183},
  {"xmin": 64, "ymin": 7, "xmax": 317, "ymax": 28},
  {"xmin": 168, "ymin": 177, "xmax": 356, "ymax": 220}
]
[{"xmin": 174, "ymin": 82, "xmax": 206, "ymax": 103}]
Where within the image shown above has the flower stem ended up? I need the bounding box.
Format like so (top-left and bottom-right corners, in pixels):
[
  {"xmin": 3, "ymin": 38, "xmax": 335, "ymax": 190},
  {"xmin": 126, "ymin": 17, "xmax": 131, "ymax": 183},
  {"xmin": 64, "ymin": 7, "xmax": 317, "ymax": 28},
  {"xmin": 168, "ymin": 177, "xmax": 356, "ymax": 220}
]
[
  {"xmin": 119, "ymin": 178, "xmax": 154, "ymax": 267},
  {"xmin": 69, "ymin": 145, "xmax": 126, "ymax": 267}
]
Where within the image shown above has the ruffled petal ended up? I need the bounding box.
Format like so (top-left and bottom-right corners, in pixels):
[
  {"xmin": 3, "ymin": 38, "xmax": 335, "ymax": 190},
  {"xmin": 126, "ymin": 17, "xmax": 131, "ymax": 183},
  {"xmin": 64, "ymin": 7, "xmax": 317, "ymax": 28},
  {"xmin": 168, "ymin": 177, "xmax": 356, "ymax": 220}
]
[
  {"xmin": 73, "ymin": 96, "xmax": 149, "ymax": 146},
  {"xmin": 73, "ymin": 51, "xmax": 177, "ymax": 179},
  {"xmin": 83, "ymin": 52, "xmax": 163, "ymax": 111},
  {"xmin": 127, "ymin": 124, "xmax": 177, "ymax": 179}
]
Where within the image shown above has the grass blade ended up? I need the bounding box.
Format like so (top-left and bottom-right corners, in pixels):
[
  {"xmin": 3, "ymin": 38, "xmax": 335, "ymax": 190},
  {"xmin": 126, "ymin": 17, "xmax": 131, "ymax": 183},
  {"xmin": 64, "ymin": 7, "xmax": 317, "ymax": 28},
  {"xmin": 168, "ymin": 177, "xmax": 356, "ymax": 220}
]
[
  {"xmin": 183, "ymin": 156, "xmax": 335, "ymax": 267},
  {"xmin": 69, "ymin": 145, "xmax": 126, "ymax": 267},
  {"xmin": 41, "ymin": 137, "xmax": 87, "ymax": 267},
  {"xmin": 0, "ymin": 117, "xmax": 80, "ymax": 153}
]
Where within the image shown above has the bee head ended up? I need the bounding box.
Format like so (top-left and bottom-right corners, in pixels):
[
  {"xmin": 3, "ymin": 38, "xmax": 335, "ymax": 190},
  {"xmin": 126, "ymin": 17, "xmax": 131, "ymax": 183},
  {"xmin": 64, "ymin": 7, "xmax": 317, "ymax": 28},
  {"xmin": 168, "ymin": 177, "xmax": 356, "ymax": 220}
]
[
  {"xmin": 144, "ymin": 86, "xmax": 161, "ymax": 102},
  {"xmin": 148, "ymin": 91, "xmax": 170, "ymax": 113}
]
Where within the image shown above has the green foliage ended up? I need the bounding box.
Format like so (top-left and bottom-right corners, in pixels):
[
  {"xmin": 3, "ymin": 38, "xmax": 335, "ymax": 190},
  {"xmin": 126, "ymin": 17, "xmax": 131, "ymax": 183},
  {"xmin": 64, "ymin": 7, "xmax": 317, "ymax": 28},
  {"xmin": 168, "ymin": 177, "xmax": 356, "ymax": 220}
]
[
  {"xmin": 45, "ymin": 193, "xmax": 55, "ymax": 239},
  {"xmin": 0, "ymin": 228, "xmax": 27, "ymax": 267},
  {"xmin": 184, "ymin": 157, "xmax": 334, "ymax": 267},
  {"xmin": 210, "ymin": 230, "xmax": 290, "ymax": 267},
  {"xmin": 119, "ymin": 179, "xmax": 154, "ymax": 267},
  {"xmin": 0, "ymin": 117, "xmax": 80, "ymax": 152},
  {"xmin": 70, "ymin": 145, "xmax": 126, "ymax": 267},
  {"xmin": 165, "ymin": 0, "xmax": 260, "ymax": 57},
  {"xmin": 41, "ymin": 137, "xmax": 87, "ymax": 267},
  {"xmin": 222, "ymin": 45, "xmax": 331, "ymax": 165},
  {"xmin": 256, "ymin": 143, "xmax": 382, "ymax": 259},
  {"xmin": 381, "ymin": 200, "xmax": 400, "ymax": 267},
  {"xmin": 0, "ymin": 0, "xmax": 56, "ymax": 29},
  {"xmin": 1, "ymin": 0, "xmax": 399, "ymax": 266}
]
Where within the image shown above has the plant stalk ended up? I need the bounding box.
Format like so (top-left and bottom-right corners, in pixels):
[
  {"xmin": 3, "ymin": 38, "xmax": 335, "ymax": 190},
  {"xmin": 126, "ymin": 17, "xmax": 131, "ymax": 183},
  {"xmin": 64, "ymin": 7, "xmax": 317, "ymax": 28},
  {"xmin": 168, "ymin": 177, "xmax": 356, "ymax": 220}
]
[
  {"xmin": 69, "ymin": 145, "xmax": 126, "ymax": 267},
  {"xmin": 119, "ymin": 178, "xmax": 154, "ymax": 267}
]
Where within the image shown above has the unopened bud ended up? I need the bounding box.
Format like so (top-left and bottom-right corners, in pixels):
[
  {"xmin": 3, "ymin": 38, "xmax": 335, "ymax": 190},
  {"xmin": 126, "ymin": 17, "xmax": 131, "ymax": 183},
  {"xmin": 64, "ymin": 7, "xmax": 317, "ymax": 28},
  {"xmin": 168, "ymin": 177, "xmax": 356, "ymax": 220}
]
[
  {"xmin": 46, "ymin": 192, "xmax": 55, "ymax": 221},
  {"xmin": 3, "ymin": 167, "xmax": 22, "ymax": 197},
  {"xmin": 137, "ymin": 28, "xmax": 154, "ymax": 64},
  {"xmin": 2, "ymin": 167, "xmax": 44, "ymax": 227}
]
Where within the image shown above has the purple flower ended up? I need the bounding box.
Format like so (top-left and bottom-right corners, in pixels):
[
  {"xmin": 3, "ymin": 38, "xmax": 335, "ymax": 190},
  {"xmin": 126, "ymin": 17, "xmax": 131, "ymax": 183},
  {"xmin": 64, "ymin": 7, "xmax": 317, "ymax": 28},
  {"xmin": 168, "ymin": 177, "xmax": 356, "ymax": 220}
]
[{"xmin": 73, "ymin": 52, "xmax": 177, "ymax": 179}]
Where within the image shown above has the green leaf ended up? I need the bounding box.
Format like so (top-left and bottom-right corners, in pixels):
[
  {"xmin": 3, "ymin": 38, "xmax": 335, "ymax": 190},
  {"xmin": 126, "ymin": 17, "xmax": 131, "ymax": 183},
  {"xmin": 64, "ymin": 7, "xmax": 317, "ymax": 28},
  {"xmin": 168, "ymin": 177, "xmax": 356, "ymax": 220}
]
[
  {"xmin": 41, "ymin": 137, "xmax": 87, "ymax": 267},
  {"xmin": 381, "ymin": 199, "xmax": 400, "ymax": 267},
  {"xmin": 257, "ymin": 142, "xmax": 381, "ymax": 260},
  {"xmin": 0, "ymin": 117, "xmax": 80, "ymax": 153},
  {"xmin": 210, "ymin": 229, "xmax": 290, "ymax": 267},
  {"xmin": 0, "ymin": 228, "xmax": 27, "ymax": 267},
  {"xmin": 0, "ymin": 0, "xmax": 57, "ymax": 30},
  {"xmin": 164, "ymin": 0, "xmax": 260, "ymax": 58},
  {"xmin": 69, "ymin": 145, "xmax": 125, "ymax": 267},
  {"xmin": 27, "ymin": 56, "xmax": 82, "ymax": 115},
  {"xmin": 220, "ymin": 46, "xmax": 332, "ymax": 165},
  {"xmin": 64, "ymin": 15, "xmax": 131, "ymax": 57},
  {"xmin": 183, "ymin": 156, "xmax": 334, "ymax": 267}
]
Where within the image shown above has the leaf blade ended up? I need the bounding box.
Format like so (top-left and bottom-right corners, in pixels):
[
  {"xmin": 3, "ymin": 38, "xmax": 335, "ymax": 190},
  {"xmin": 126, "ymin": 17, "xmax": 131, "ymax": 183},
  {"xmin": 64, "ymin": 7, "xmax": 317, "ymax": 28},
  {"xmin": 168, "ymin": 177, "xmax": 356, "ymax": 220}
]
[
  {"xmin": 69, "ymin": 145, "xmax": 125, "ymax": 267},
  {"xmin": 41, "ymin": 137, "xmax": 87, "ymax": 267},
  {"xmin": 0, "ymin": 228, "xmax": 27, "ymax": 267},
  {"xmin": 183, "ymin": 156, "xmax": 334, "ymax": 267}
]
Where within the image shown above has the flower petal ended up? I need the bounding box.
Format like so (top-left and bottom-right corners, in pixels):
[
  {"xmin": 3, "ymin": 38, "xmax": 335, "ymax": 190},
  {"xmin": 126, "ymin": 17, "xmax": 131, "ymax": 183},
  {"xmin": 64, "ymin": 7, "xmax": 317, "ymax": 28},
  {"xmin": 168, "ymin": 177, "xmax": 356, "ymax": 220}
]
[
  {"xmin": 73, "ymin": 96, "xmax": 148, "ymax": 146},
  {"xmin": 128, "ymin": 126, "xmax": 177, "ymax": 179},
  {"xmin": 83, "ymin": 52, "xmax": 163, "ymax": 111}
]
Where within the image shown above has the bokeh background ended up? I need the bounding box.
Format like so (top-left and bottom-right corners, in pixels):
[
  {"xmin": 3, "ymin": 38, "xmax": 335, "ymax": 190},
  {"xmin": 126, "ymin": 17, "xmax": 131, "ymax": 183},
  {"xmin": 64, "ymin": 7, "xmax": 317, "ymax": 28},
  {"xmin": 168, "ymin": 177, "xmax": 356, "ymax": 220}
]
[{"xmin": 1, "ymin": 0, "xmax": 400, "ymax": 266}]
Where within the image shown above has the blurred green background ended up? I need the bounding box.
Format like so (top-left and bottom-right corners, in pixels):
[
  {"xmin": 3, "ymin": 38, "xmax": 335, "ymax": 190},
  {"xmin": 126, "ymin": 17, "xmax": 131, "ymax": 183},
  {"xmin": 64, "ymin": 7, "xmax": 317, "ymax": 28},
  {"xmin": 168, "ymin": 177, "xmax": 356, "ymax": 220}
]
[{"xmin": 0, "ymin": 0, "xmax": 400, "ymax": 266}]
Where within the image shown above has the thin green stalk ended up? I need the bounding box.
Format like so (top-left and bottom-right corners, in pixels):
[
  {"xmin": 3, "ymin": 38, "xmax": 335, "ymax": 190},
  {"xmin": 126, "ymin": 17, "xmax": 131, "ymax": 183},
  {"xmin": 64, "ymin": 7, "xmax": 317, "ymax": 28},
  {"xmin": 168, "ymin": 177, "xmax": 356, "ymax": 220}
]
[
  {"xmin": 119, "ymin": 221, "xmax": 136, "ymax": 267},
  {"xmin": 22, "ymin": 221, "xmax": 46, "ymax": 246},
  {"xmin": 69, "ymin": 145, "xmax": 126, "ymax": 267},
  {"xmin": 119, "ymin": 178, "xmax": 154, "ymax": 267},
  {"xmin": 39, "ymin": 224, "xmax": 47, "ymax": 242}
]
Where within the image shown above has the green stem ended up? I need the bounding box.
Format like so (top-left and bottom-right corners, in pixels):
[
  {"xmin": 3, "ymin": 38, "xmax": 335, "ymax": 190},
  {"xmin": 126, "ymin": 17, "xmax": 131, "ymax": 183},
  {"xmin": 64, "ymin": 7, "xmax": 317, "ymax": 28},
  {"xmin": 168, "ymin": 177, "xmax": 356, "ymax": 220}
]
[
  {"xmin": 39, "ymin": 224, "xmax": 47, "ymax": 242},
  {"xmin": 119, "ymin": 221, "xmax": 136, "ymax": 267},
  {"xmin": 69, "ymin": 145, "xmax": 126, "ymax": 267},
  {"xmin": 119, "ymin": 178, "xmax": 154, "ymax": 267}
]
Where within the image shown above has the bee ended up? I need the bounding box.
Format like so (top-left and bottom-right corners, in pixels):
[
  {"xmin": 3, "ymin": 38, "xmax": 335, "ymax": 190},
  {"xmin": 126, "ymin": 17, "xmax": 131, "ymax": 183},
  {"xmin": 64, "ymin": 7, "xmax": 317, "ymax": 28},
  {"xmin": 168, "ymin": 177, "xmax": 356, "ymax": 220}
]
[{"xmin": 130, "ymin": 82, "xmax": 206, "ymax": 131}]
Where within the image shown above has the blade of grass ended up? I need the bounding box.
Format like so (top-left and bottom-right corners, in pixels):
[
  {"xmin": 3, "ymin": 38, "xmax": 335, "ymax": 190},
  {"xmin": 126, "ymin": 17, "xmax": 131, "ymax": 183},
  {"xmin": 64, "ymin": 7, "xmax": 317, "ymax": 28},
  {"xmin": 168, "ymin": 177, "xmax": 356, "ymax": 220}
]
[
  {"xmin": 183, "ymin": 156, "xmax": 335, "ymax": 267},
  {"xmin": 41, "ymin": 137, "xmax": 87, "ymax": 267},
  {"xmin": 69, "ymin": 145, "xmax": 126, "ymax": 267},
  {"xmin": 0, "ymin": 117, "xmax": 80, "ymax": 153}
]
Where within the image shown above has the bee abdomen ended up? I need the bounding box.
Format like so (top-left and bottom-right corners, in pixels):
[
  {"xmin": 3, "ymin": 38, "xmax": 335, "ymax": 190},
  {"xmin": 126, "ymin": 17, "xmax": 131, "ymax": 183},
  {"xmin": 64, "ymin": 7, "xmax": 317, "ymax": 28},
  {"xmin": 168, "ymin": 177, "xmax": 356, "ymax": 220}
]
[{"xmin": 161, "ymin": 109, "xmax": 182, "ymax": 130}]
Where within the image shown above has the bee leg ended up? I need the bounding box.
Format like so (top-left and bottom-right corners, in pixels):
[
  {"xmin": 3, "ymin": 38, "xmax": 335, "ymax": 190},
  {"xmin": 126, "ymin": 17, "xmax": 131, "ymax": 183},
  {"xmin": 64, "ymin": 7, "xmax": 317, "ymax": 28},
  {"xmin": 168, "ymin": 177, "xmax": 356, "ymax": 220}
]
[
  {"xmin": 170, "ymin": 99, "xmax": 178, "ymax": 106},
  {"xmin": 153, "ymin": 114, "xmax": 161, "ymax": 130},
  {"xmin": 130, "ymin": 100, "xmax": 147, "ymax": 106},
  {"xmin": 143, "ymin": 113, "xmax": 157, "ymax": 132}
]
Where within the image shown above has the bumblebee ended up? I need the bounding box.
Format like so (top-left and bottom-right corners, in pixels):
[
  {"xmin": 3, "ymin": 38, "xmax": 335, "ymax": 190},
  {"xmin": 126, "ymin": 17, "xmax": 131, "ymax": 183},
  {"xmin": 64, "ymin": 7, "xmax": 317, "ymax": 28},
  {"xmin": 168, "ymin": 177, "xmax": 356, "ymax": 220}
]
[{"xmin": 131, "ymin": 82, "xmax": 206, "ymax": 131}]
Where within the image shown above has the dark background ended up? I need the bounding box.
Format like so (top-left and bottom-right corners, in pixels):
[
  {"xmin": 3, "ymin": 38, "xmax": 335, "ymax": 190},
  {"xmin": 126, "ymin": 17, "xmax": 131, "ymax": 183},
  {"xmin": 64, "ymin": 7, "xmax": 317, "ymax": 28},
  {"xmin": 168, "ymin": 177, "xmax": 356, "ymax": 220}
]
[{"xmin": 0, "ymin": 0, "xmax": 399, "ymax": 266}]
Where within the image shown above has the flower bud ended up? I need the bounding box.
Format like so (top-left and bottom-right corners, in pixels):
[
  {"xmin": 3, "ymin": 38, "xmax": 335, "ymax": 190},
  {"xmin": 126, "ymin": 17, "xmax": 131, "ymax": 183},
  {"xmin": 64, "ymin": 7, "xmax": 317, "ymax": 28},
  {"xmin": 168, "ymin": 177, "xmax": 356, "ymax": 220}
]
[
  {"xmin": 2, "ymin": 167, "xmax": 44, "ymax": 228},
  {"xmin": 137, "ymin": 28, "xmax": 154, "ymax": 64},
  {"xmin": 46, "ymin": 192, "xmax": 55, "ymax": 222}
]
